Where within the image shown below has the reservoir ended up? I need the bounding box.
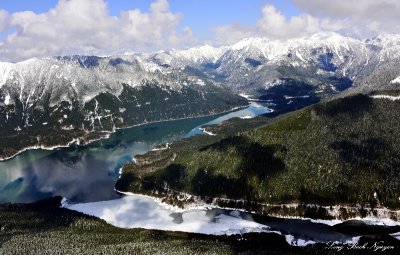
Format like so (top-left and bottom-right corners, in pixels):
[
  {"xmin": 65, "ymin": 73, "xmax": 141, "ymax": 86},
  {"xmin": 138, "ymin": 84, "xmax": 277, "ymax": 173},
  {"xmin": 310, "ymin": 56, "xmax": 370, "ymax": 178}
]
[{"xmin": 0, "ymin": 102, "xmax": 271, "ymax": 203}]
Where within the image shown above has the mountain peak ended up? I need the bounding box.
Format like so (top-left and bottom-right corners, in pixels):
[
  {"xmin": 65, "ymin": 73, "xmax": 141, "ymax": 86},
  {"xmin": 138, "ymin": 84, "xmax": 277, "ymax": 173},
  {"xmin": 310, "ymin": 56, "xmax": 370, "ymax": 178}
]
[
  {"xmin": 231, "ymin": 37, "xmax": 271, "ymax": 51},
  {"xmin": 171, "ymin": 44, "xmax": 227, "ymax": 62}
]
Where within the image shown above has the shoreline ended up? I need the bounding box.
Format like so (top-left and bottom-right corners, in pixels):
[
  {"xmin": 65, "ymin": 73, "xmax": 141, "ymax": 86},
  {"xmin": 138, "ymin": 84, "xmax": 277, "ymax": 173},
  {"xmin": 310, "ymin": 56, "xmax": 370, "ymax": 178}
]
[
  {"xmin": 114, "ymin": 189, "xmax": 400, "ymax": 225},
  {"xmin": 0, "ymin": 133, "xmax": 112, "ymax": 162},
  {"xmin": 115, "ymin": 171, "xmax": 400, "ymax": 222},
  {"xmin": 0, "ymin": 103, "xmax": 250, "ymax": 162},
  {"xmin": 0, "ymin": 137, "xmax": 86, "ymax": 162}
]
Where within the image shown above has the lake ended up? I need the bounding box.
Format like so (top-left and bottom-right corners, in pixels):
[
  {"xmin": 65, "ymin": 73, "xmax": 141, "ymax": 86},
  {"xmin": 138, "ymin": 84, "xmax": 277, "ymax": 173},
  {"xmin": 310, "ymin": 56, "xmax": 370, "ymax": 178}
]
[{"xmin": 0, "ymin": 102, "xmax": 271, "ymax": 203}]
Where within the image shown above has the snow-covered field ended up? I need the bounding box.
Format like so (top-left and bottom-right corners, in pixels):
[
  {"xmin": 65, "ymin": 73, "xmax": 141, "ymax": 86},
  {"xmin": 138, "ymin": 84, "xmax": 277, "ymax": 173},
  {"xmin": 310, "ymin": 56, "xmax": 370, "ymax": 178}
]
[
  {"xmin": 63, "ymin": 193, "xmax": 400, "ymax": 246},
  {"xmin": 64, "ymin": 194, "xmax": 326, "ymax": 246},
  {"xmin": 63, "ymin": 195, "xmax": 270, "ymax": 236}
]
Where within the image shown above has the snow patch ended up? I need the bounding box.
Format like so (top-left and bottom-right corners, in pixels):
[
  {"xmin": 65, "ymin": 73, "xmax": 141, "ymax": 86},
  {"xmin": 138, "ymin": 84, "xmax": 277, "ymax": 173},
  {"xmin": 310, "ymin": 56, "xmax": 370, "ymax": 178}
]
[
  {"xmin": 391, "ymin": 232, "xmax": 400, "ymax": 240},
  {"xmin": 285, "ymin": 235, "xmax": 316, "ymax": 247},
  {"xmin": 151, "ymin": 143, "xmax": 170, "ymax": 151},
  {"xmin": 199, "ymin": 127, "xmax": 216, "ymax": 136},
  {"xmin": 284, "ymin": 95, "xmax": 310, "ymax": 100},
  {"xmin": 371, "ymin": 95, "xmax": 400, "ymax": 101},
  {"xmin": 390, "ymin": 76, "xmax": 400, "ymax": 84},
  {"xmin": 309, "ymin": 219, "xmax": 342, "ymax": 226},
  {"xmin": 240, "ymin": 116, "xmax": 253, "ymax": 119},
  {"xmin": 61, "ymin": 197, "xmax": 68, "ymax": 208},
  {"xmin": 0, "ymin": 62, "xmax": 12, "ymax": 88},
  {"xmin": 61, "ymin": 125, "xmax": 74, "ymax": 130},
  {"xmin": 4, "ymin": 94, "xmax": 10, "ymax": 105},
  {"xmin": 353, "ymin": 217, "xmax": 400, "ymax": 226},
  {"xmin": 196, "ymin": 79, "xmax": 206, "ymax": 86},
  {"xmin": 239, "ymin": 93, "xmax": 251, "ymax": 99}
]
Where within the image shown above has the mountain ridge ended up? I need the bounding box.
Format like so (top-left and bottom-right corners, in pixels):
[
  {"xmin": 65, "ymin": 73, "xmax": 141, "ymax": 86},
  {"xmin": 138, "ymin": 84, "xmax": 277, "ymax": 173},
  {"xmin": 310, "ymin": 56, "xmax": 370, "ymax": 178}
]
[
  {"xmin": 2, "ymin": 32, "xmax": 400, "ymax": 106},
  {"xmin": 1, "ymin": 32, "xmax": 400, "ymax": 159}
]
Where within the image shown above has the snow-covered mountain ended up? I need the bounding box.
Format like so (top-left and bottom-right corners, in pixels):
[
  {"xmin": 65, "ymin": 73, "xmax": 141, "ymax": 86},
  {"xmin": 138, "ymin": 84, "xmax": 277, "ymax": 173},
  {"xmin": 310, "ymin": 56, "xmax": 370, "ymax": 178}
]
[
  {"xmin": 2, "ymin": 32, "xmax": 400, "ymax": 107},
  {"xmin": 0, "ymin": 55, "xmax": 224, "ymax": 108},
  {"xmin": 1, "ymin": 32, "xmax": 400, "ymax": 159},
  {"xmin": 150, "ymin": 32, "xmax": 400, "ymax": 97},
  {"xmin": 0, "ymin": 54, "xmax": 246, "ymax": 159}
]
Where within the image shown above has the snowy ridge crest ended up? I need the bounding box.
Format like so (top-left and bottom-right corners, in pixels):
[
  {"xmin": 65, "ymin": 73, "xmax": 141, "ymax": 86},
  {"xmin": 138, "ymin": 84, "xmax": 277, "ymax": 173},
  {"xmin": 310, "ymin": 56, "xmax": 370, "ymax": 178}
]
[{"xmin": 2, "ymin": 32, "xmax": 400, "ymax": 106}]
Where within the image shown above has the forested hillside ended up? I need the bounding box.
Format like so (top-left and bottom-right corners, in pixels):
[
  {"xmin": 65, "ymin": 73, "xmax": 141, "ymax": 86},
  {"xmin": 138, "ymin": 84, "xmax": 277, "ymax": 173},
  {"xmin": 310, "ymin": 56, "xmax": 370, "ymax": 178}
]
[
  {"xmin": 0, "ymin": 82, "xmax": 245, "ymax": 160},
  {"xmin": 116, "ymin": 91, "xmax": 400, "ymax": 209}
]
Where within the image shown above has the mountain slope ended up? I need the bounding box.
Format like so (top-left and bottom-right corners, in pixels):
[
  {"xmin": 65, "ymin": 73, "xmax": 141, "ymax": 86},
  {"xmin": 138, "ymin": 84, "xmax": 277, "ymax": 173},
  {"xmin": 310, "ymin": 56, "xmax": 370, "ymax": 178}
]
[
  {"xmin": 153, "ymin": 33, "xmax": 400, "ymax": 98},
  {"xmin": 116, "ymin": 90, "xmax": 400, "ymax": 210},
  {"xmin": 0, "ymin": 56, "xmax": 246, "ymax": 159}
]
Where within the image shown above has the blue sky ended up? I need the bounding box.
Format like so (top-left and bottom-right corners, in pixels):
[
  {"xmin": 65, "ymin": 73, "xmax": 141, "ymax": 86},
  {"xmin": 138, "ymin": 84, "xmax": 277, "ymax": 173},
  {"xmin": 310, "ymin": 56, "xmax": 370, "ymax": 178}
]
[{"xmin": 0, "ymin": 0, "xmax": 300, "ymax": 39}]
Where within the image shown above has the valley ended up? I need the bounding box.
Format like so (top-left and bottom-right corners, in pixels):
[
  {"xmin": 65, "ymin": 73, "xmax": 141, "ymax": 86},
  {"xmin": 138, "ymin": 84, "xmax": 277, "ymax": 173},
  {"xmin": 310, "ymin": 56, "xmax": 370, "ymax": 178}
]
[
  {"xmin": 2, "ymin": 33, "xmax": 400, "ymax": 160},
  {"xmin": 1, "ymin": 32, "xmax": 400, "ymax": 253}
]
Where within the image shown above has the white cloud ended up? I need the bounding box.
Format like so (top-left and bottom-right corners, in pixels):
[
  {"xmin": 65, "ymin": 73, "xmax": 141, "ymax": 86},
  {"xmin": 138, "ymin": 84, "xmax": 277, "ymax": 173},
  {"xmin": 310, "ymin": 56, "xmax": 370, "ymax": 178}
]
[
  {"xmin": 213, "ymin": 4, "xmax": 339, "ymax": 42},
  {"xmin": 213, "ymin": 1, "xmax": 400, "ymax": 44},
  {"xmin": 212, "ymin": 24, "xmax": 254, "ymax": 45},
  {"xmin": 0, "ymin": 0, "xmax": 196, "ymax": 62},
  {"xmin": 292, "ymin": 0, "xmax": 400, "ymax": 36},
  {"xmin": 256, "ymin": 4, "xmax": 322, "ymax": 39},
  {"xmin": 292, "ymin": 0, "xmax": 400, "ymax": 20},
  {"xmin": 0, "ymin": 9, "xmax": 8, "ymax": 32}
]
